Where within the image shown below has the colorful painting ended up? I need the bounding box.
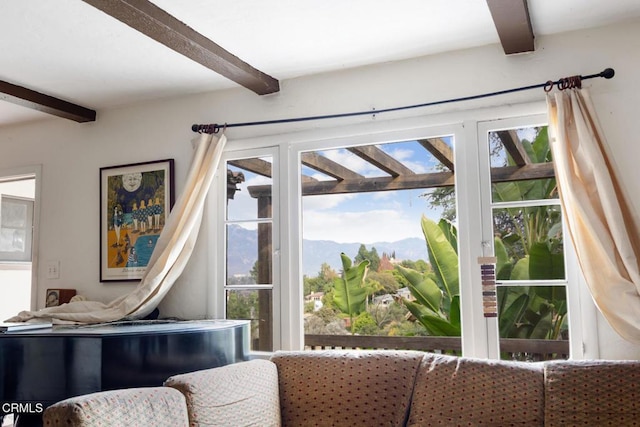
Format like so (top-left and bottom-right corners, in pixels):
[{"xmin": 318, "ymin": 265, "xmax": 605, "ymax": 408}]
[{"xmin": 100, "ymin": 159, "xmax": 174, "ymax": 282}]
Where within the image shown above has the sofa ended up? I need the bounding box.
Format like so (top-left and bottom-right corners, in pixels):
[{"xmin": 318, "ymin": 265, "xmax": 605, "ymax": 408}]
[{"xmin": 42, "ymin": 350, "xmax": 640, "ymax": 426}]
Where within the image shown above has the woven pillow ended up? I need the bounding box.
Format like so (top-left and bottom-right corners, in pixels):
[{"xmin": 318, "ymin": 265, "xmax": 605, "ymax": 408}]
[
  {"xmin": 271, "ymin": 350, "xmax": 424, "ymax": 427},
  {"xmin": 407, "ymin": 353, "xmax": 544, "ymax": 426},
  {"xmin": 165, "ymin": 359, "xmax": 280, "ymax": 427},
  {"xmin": 544, "ymin": 360, "xmax": 640, "ymax": 426},
  {"xmin": 43, "ymin": 387, "xmax": 188, "ymax": 427}
]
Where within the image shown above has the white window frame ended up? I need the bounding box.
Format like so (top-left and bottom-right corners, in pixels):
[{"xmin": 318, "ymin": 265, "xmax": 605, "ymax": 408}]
[
  {"xmin": 477, "ymin": 115, "xmax": 586, "ymax": 359},
  {"xmin": 209, "ymin": 103, "xmax": 595, "ymax": 358},
  {"xmin": 213, "ymin": 145, "xmax": 282, "ymax": 351}
]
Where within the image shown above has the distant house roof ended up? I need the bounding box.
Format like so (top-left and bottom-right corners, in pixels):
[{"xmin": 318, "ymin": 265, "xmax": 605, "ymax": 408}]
[
  {"xmin": 305, "ymin": 292, "xmax": 324, "ymax": 302},
  {"xmin": 373, "ymin": 294, "xmax": 394, "ymax": 305}
]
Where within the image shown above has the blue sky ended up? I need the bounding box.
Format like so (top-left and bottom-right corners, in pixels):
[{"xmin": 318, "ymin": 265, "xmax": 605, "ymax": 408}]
[
  {"xmin": 301, "ymin": 139, "xmax": 450, "ymax": 243},
  {"xmin": 226, "ymin": 138, "xmax": 452, "ymax": 244}
]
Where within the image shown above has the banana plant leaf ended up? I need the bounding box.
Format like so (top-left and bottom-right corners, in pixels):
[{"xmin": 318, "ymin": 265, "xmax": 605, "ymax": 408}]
[
  {"xmin": 498, "ymin": 291, "xmax": 529, "ymax": 337},
  {"xmin": 404, "ymin": 299, "xmax": 461, "ymax": 336},
  {"xmin": 510, "ymin": 256, "xmax": 530, "ymax": 280},
  {"xmin": 397, "ymin": 265, "xmax": 442, "ymax": 313},
  {"xmin": 438, "ymin": 219, "xmax": 458, "ymax": 255},
  {"xmin": 529, "ymin": 242, "xmax": 565, "ymax": 280},
  {"xmin": 494, "ymin": 237, "xmax": 512, "ymax": 280},
  {"xmin": 421, "ymin": 216, "xmax": 459, "ymax": 299},
  {"xmin": 332, "ymin": 253, "xmax": 369, "ymax": 321}
]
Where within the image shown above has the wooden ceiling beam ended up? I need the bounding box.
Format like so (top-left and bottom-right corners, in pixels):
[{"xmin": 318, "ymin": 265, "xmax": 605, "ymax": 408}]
[
  {"xmin": 0, "ymin": 80, "xmax": 96, "ymax": 123},
  {"xmin": 347, "ymin": 145, "xmax": 415, "ymax": 177},
  {"xmin": 418, "ymin": 138, "xmax": 454, "ymax": 172},
  {"xmin": 486, "ymin": 0, "xmax": 534, "ymax": 54},
  {"xmin": 82, "ymin": 0, "xmax": 279, "ymax": 95}
]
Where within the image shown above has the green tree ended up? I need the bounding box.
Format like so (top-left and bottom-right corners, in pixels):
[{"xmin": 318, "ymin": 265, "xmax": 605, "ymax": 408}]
[
  {"xmin": 355, "ymin": 244, "xmax": 381, "ymax": 272},
  {"xmin": 304, "ymin": 262, "xmax": 338, "ymax": 296},
  {"xmin": 353, "ymin": 312, "xmax": 379, "ymax": 335},
  {"xmin": 366, "ymin": 270, "xmax": 399, "ymax": 295},
  {"xmin": 226, "ymin": 290, "xmax": 258, "ymax": 319}
]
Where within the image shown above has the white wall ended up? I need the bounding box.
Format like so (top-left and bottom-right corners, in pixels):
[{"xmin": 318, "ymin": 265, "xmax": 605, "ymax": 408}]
[{"xmin": 1, "ymin": 19, "xmax": 639, "ymax": 358}]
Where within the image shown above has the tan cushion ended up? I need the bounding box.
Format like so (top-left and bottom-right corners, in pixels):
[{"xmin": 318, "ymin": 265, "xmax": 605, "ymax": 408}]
[
  {"xmin": 164, "ymin": 359, "xmax": 280, "ymax": 427},
  {"xmin": 271, "ymin": 350, "xmax": 423, "ymax": 427},
  {"xmin": 407, "ymin": 353, "xmax": 544, "ymax": 426},
  {"xmin": 42, "ymin": 387, "xmax": 188, "ymax": 427},
  {"xmin": 544, "ymin": 360, "xmax": 640, "ymax": 426}
]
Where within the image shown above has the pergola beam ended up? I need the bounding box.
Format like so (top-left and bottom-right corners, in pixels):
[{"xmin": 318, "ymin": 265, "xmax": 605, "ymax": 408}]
[
  {"xmin": 302, "ymin": 172, "xmax": 455, "ymax": 196},
  {"xmin": 418, "ymin": 138, "xmax": 454, "ymax": 172},
  {"xmin": 0, "ymin": 80, "xmax": 96, "ymax": 123},
  {"xmin": 347, "ymin": 145, "xmax": 415, "ymax": 177},
  {"xmin": 486, "ymin": 0, "xmax": 534, "ymax": 54},
  {"xmin": 82, "ymin": 0, "xmax": 279, "ymax": 95},
  {"xmin": 496, "ymin": 130, "xmax": 531, "ymax": 166},
  {"xmin": 491, "ymin": 162, "xmax": 555, "ymax": 183},
  {"xmin": 301, "ymin": 152, "xmax": 364, "ymax": 181},
  {"xmin": 228, "ymin": 158, "xmax": 272, "ymax": 178}
]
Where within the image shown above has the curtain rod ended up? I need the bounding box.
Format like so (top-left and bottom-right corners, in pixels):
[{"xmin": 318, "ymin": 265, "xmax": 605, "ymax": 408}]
[{"xmin": 192, "ymin": 68, "xmax": 615, "ymax": 134}]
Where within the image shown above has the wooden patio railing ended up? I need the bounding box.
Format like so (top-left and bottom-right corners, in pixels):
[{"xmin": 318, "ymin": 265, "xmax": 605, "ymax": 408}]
[{"xmin": 305, "ymin": 334, "xmax": 570, "ymax": 361}]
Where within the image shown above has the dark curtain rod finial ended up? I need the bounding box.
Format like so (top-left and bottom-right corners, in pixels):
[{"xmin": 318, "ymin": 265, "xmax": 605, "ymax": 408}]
[
  {"xmin": 601, "ymin": 68, "xmax": 615, "ymax": 79},
  {"xmin": 191, "ymin": 67, "xmax": 615, "ymax": 134}
]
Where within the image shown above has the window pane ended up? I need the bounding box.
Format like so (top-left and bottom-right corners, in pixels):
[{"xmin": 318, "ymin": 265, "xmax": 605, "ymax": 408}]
[
  {"xmin": 0, "ymin": 229, "xmax": 25, "ymax": 252},
  {"xmin": 226, "ymin": 157, "xmax": 272, "ymax": 222},
  {"xmin": 492, "ymin": 205, "xmax": 564, "ymax": 280},
  {"xmin": 301, "ymin": 137, "xmax": 462, "ymax": 352},
  {"xmin": 1, "ymin": 201, "xmax": 27, "ymax": 228},
  {"xmin": 226, "ymin": 223, "xmax": 272, "ymax": 285},
  {"xmin": 489, "ymin": 126, "xmax": 558, "ymax": 202},
  {"xmin": 0, "ymin": 196, "xmax": 33, "ymax": 261},
  {"xmin": 497, "ymin": 285, "xmax": 569, "ymax": 361},
  {"xmin": 226, "ymin": 289, "xmax": 273, "ymax": 352}
]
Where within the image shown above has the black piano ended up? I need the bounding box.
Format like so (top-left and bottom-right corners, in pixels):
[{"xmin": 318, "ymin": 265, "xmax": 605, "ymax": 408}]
[{"xmin": 0, "ymin": 319, "xmax": 250, "ymax": 426}]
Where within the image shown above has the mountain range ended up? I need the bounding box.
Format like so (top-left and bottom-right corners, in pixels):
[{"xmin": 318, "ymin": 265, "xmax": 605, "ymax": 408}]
[
  {"xmin": 301, "ymin": 238, "xmax": 428, "ymax": 276},
  {"xmin": 226, "ymin": 224, "xmax": 428, "ymax": 277}
]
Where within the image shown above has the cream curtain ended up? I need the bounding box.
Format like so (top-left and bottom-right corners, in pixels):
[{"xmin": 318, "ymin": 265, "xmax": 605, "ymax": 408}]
[
  {"xmin": 7, "ymin": 132, "xmax": 226, "ymax": 324},
  {"xmin": 547, "ymin": 88, "xmax": 640, "ymax": 343}
]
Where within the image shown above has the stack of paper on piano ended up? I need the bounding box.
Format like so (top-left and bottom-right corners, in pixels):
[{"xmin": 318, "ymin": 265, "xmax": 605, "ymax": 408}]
[{"xmin": 0, "ymin": 320, "xmax": 53, "ymax": 332}]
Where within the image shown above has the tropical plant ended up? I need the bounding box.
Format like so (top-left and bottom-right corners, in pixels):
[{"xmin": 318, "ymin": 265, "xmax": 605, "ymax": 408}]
[
  {"xmin": 399, "ymin": 214, "xmax": 567, "ymax": 341},
  {"xmin": 490, "ymin": 128, "xmax": 568, "ymax": 340},
  {"xmin": 491, "ymin": 127, "xmax": 563, "ymax": 270},
  {"xmin": 398, "ymin": 216, "xmax": 461, "ymax": 336},
  {"xmin": 332, "ymin": 252, "xmax": 371, "ymax": 333}
]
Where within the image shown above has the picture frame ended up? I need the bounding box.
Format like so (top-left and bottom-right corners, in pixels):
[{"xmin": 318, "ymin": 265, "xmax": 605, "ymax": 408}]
[
  {"xmin": 46, "ymin": 288, "xmax": 77, "ymax": 307},
  {"xmin": 100, "ymin": 159, "xmax": 174, "ymax": 282}
]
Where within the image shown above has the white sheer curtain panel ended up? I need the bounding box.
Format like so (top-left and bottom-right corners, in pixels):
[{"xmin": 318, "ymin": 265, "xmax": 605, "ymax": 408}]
[
  {"xmin": 7, "ymin": 132, "xmax": 227, "ymax": 324},
  {"xmin": 547, "ymin": 88, "xmax": 640, "ymax": 343}
]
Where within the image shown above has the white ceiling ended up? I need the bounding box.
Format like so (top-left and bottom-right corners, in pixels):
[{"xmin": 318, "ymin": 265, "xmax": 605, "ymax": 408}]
[{"xmin": 2, "ymin": 0, "xmax": 640, "ymax": 127}]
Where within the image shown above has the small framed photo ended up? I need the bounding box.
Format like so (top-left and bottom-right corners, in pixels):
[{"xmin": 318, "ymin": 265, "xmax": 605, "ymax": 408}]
[
  {"xmin": 100, "ymin": 159, "xmax": 174, "ymax": 282},
  {"xmin": 46, "ymin": 289, "xmax": 76, "ymax": 307}
]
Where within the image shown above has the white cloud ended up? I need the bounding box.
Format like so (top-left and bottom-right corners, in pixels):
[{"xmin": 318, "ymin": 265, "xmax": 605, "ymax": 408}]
[
  {"xmin": 303, "ymin": 193, "xmax": 356, "ymax": 211},
  {"xmin": 321, "ymin": 149, "xmax": 382, "ymax": 177},
  {"xmin": 303, "ymin": 208, "xmax": 423, "ymax": 243}
]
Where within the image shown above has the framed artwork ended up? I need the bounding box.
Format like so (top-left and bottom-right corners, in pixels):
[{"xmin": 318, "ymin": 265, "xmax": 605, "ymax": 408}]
[{"xmin": 100, "ymin": 159, "xmax": 174, "ymax": 282}]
